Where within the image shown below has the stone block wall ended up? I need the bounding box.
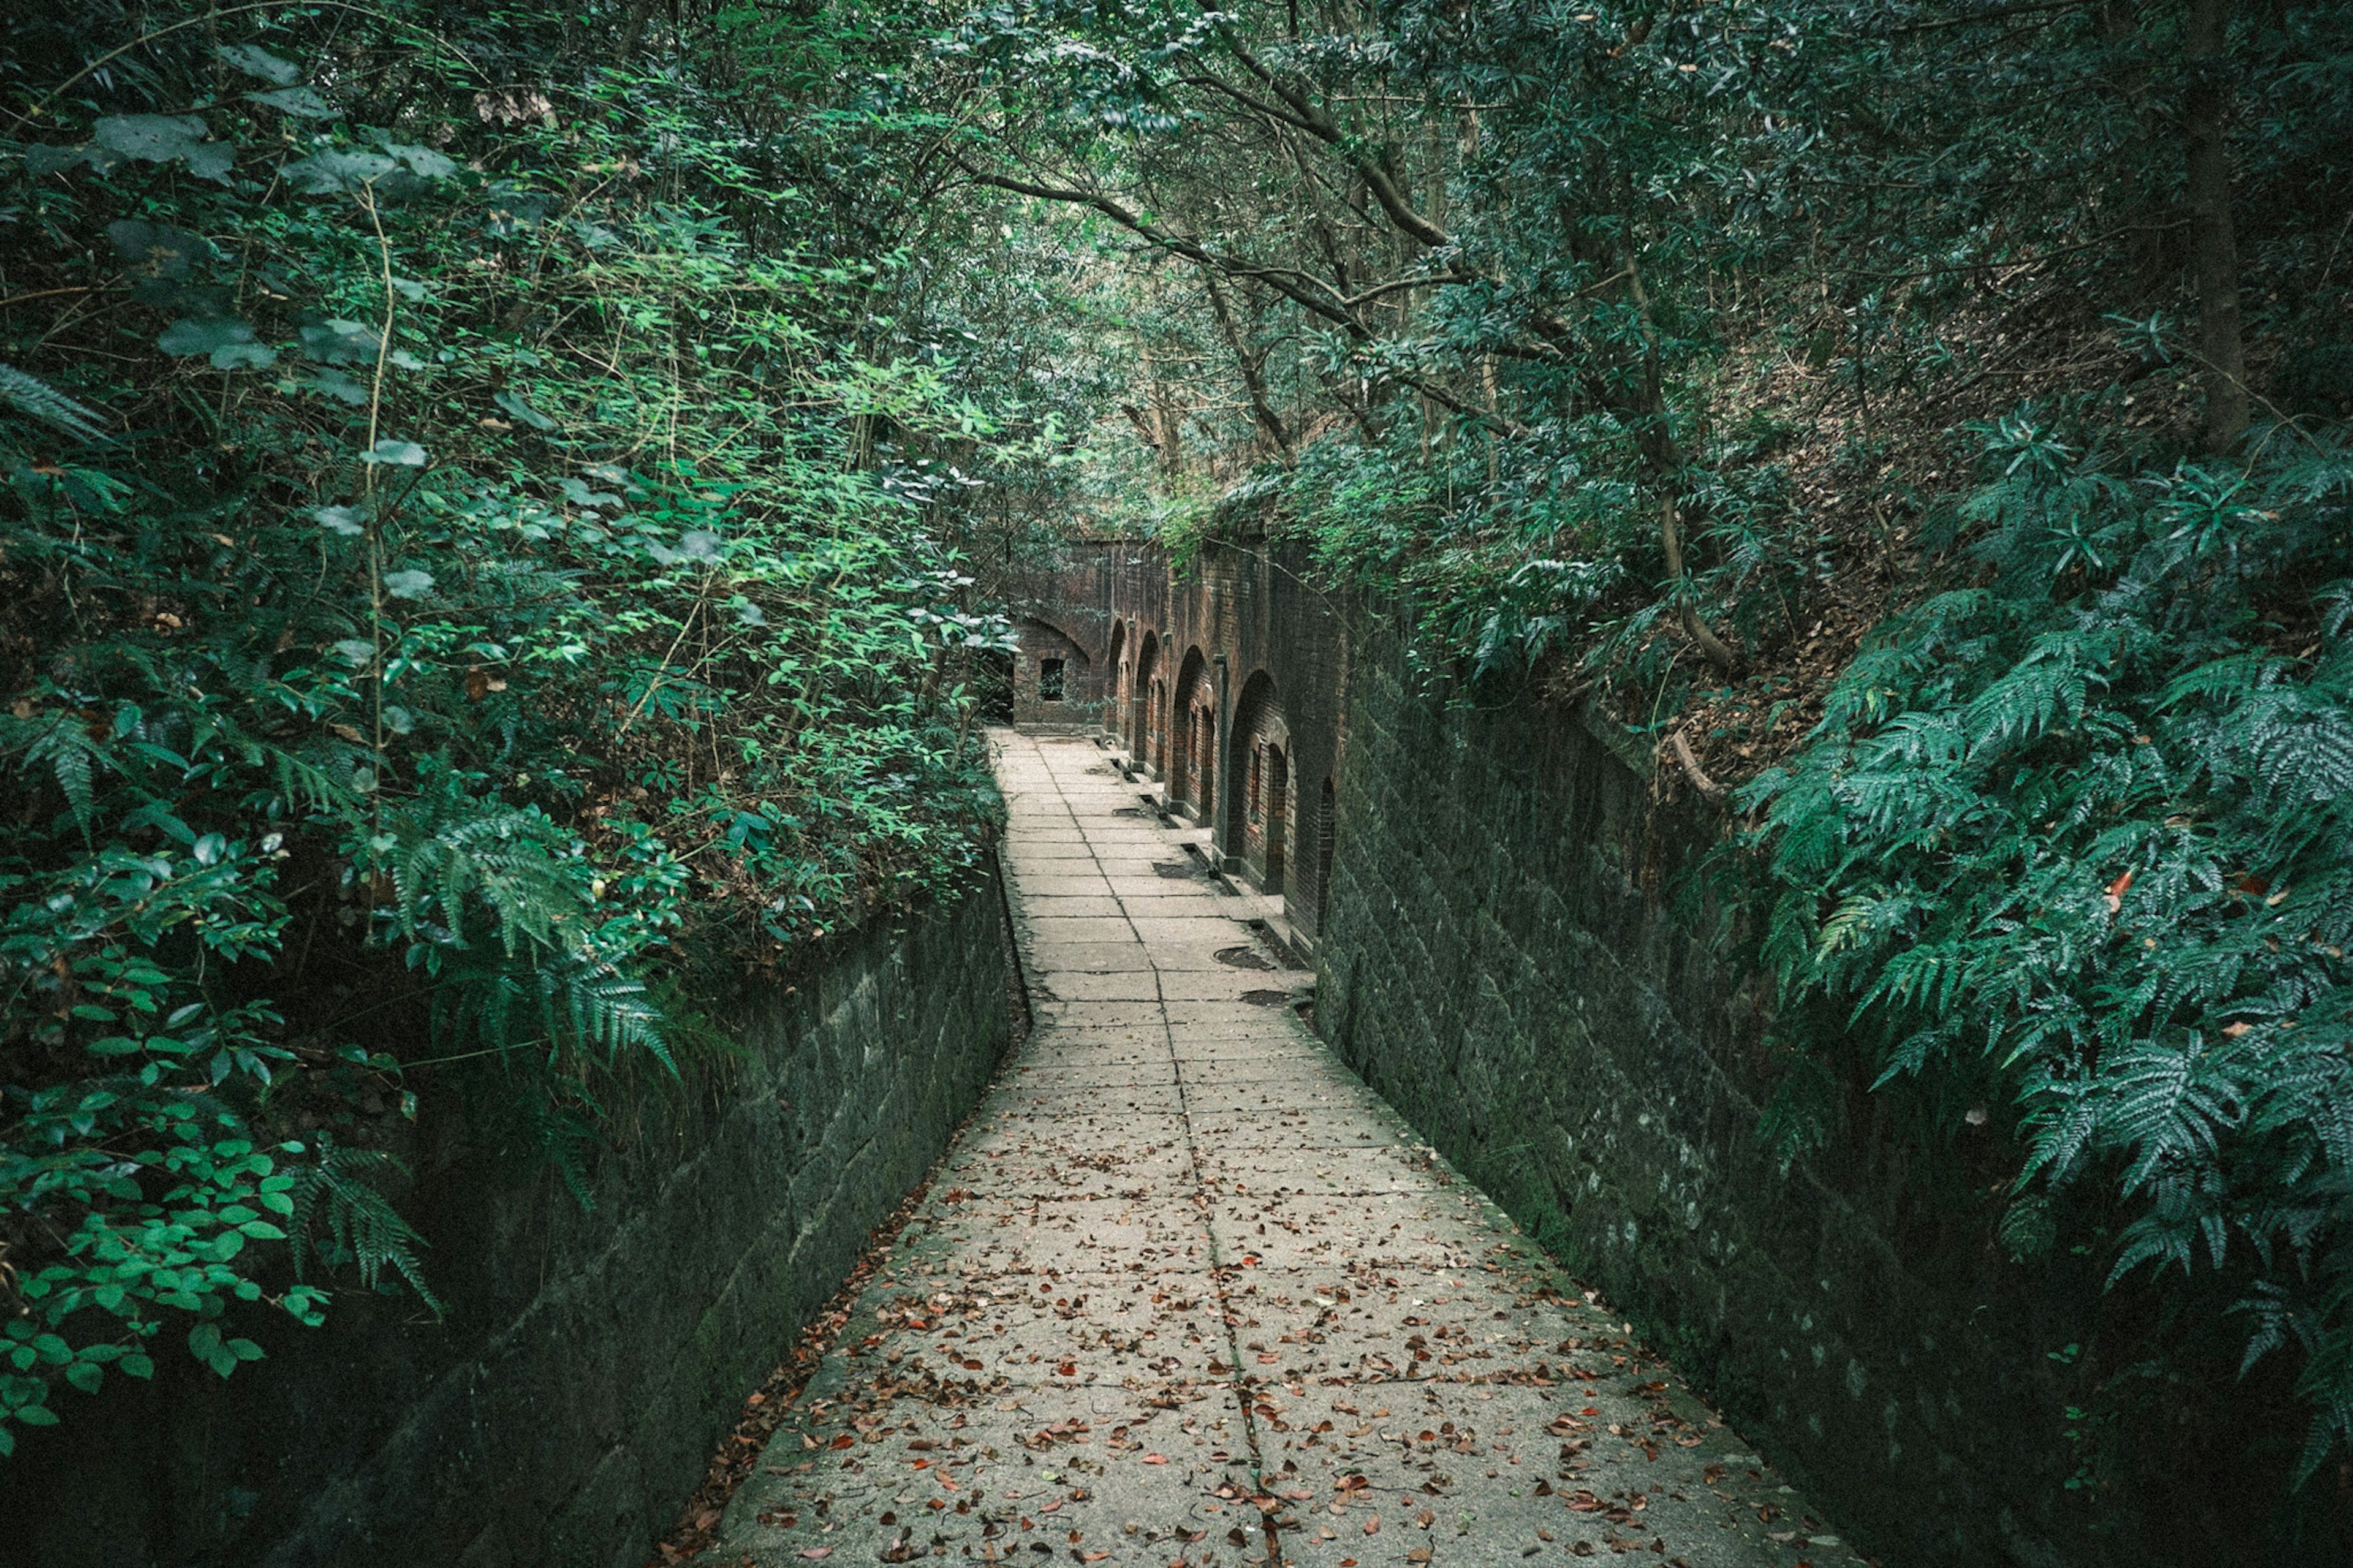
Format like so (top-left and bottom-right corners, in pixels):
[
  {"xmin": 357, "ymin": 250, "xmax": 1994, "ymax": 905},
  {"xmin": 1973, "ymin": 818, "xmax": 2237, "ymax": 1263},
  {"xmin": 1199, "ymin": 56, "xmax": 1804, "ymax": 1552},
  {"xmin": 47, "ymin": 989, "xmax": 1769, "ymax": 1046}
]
[
  {"xmin": 0, "ymin": 867, "xmax": 1016, "ymax": 1568},
  {"xmin": 1313, "ymin": 616, "xmax": 2154, "ymax": 1568}
]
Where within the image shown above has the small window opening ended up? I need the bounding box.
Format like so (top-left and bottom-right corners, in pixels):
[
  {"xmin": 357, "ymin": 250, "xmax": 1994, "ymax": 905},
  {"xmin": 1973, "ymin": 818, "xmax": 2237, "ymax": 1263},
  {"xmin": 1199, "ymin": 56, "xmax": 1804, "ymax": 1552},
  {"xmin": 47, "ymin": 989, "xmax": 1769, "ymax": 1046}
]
[{"xmin": 1039, "ymin": 657, "xmax": 1066, "ymax": 702}]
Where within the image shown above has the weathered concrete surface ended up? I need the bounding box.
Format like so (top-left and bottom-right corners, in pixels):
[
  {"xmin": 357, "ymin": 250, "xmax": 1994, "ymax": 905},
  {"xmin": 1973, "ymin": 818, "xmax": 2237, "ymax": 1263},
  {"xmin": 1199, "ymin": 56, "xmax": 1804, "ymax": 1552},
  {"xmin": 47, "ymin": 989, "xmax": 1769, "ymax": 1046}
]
[{"xmin": 714, "ymin": 732, "xmax": 1859, "ymax": 1568}]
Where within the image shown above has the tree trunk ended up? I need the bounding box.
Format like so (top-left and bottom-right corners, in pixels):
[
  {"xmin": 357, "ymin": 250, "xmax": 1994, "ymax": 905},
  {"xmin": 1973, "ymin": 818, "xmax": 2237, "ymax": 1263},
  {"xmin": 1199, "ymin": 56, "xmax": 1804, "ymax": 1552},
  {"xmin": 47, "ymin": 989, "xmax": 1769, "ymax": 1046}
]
[{"xmin": 2184, "ymin": 0, "xmax": 2248, "ymax": 451}]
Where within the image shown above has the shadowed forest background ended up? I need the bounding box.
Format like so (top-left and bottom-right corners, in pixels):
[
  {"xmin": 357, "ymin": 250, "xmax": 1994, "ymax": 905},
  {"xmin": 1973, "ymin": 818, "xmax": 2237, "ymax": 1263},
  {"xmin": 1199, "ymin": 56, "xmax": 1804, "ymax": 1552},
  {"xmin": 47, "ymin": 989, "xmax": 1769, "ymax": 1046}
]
[{"xmin": 2, "ymin": 0, "xmax": 2351, "ymax": 1562}]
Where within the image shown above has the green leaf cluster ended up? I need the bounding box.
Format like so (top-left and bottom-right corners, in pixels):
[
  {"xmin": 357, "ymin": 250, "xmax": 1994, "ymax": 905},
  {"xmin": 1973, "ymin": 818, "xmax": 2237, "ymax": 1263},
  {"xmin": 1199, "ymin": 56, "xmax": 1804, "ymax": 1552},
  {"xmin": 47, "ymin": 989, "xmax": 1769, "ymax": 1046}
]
[
  {"xmin": 1735, "ymin": 417, "xmax": 2353, "ymax": 1479},
  {"xmin": 0, "ymin": 0, "xmax": 1021, "ymax": 1449}
]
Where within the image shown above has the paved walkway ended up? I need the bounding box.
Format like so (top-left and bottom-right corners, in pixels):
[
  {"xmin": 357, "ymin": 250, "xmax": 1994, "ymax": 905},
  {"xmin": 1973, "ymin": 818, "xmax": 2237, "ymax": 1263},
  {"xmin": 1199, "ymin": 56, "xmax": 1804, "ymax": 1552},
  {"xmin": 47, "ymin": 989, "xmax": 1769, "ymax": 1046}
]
[{"xmin": 717, "ymin": 732, "xmax": 1859, "ymax": 1568}]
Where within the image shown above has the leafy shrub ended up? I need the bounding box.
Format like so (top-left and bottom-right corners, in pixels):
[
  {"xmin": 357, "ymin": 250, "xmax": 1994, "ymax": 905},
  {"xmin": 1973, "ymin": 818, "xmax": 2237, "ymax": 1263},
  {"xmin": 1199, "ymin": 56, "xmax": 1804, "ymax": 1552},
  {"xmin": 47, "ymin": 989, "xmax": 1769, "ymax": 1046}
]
[
  {"xmin": 0, "ymin": 2, "xmax": 1014, "ymax": 1451},
  {"xmin": 1735, "ymin": 412, "xmax": 2353, "ymax": 1473}
]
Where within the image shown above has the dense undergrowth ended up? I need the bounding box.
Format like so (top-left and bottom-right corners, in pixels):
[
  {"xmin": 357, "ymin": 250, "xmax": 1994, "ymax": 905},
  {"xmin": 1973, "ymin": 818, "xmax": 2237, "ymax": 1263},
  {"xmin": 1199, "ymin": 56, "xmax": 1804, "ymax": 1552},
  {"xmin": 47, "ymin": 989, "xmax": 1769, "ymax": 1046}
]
[
  {"xmin": 0, "ymin": 2, "xmax": 1021, "ymax": 1453},
  {"xmin": 1737, "ymin": 420, "xmax": 2353, "ymax": 1482}
]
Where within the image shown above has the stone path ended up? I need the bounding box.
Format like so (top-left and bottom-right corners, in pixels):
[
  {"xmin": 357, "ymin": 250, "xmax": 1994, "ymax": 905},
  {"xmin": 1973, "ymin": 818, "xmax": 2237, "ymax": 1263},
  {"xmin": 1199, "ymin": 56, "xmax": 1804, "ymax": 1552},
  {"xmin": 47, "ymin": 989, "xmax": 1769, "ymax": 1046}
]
[{"xmin": 715, "ymin": 732, "xmax": 1862, "ymax": 1568}]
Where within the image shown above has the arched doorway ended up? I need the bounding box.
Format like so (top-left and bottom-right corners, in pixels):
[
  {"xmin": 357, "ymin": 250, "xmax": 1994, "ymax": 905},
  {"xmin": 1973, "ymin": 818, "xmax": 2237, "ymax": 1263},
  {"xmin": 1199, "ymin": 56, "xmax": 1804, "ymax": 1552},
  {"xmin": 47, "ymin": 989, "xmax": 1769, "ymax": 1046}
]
[
  {"xmin": 1262, "ymin": 746, "xmax": 1289, "ymax": 891},
  {"xmin": 1135, "ymin": 631, "xmax": 1160, "ymax": 768},
  {"xmin": 1106, "ymin": 619, "xmax": 1126, "ymax": 743},
  {"xmin": 1012, "ymin": 618, "xmax": 1093, "ymax": 727},
  {"xmin": 1227, "ymin": 670, "xmax": 1290, "ymax": 893},
  {"xmin": 1172, "ymin": 646, "xmax": 1212, "ymax": 825}
]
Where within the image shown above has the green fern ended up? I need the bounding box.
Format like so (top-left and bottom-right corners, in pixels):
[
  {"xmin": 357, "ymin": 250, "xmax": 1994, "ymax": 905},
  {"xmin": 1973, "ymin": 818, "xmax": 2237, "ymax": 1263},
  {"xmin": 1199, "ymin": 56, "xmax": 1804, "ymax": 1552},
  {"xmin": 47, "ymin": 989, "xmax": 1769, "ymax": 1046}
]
[
  {"xmin": 376, "ymin": 782, "xmax": 586, "ymax": 956},
  {"xmin": 1733, "ymin": 417, "xmax": 2353, "ymax": 1475},
  {"xmin": 1, "ymin": 711, "xmax": 112, "ymax": 835},
  {"xmin": 0, "ymin": 362, "xmax": 107, "ymax": 442},
  {"xmin": 284, "ymin": 1134, "xmax": 441, "ymax": 1315}
]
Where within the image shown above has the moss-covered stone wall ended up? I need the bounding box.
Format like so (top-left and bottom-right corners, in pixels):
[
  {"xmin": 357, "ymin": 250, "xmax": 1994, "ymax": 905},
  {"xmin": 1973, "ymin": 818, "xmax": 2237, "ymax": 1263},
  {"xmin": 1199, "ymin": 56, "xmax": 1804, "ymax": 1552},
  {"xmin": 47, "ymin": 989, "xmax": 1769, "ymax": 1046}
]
[
  {"xmin": 0, "ymin": 865, "xmax": 1015, "ymax": 1568},
  {"xmin": 1314, "ymin": 615, "xmax": 2115, "ymax": 1568}
]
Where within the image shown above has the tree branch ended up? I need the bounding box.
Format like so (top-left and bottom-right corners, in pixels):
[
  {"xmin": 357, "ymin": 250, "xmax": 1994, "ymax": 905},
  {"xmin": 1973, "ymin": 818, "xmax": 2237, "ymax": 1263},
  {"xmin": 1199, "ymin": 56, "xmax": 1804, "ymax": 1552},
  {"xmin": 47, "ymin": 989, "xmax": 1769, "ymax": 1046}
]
[
  {"xmin": 1202, "ymin": 271, "xmax": 1295, "ymax": 463},
  {"xmin": 960, "ymin": 159, "xmax": 1467, "ymax": 328},
  {"xmin": 1669, "ymin": 730, "xmax": 1726, "ymax": 798},
  {"xmin": 957, "ymin": 161, "xmax": 1363, "ymax": 330}
]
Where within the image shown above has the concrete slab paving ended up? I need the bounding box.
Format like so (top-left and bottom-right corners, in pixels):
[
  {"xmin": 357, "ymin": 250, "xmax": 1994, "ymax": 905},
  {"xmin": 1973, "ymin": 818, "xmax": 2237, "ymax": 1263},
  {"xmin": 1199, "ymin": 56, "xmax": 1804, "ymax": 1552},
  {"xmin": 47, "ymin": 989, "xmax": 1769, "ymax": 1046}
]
[
  {"xmin": 1019, "ymin": 896, "xmax": 1131, "ymax": 918},
  {"xmin": 714, "ymin": 730, "xmax": 1861, "ymax": 1568},
  {"xmin": 1023, "ymin": 941, "xmax": 1158, "ymax": 972}
]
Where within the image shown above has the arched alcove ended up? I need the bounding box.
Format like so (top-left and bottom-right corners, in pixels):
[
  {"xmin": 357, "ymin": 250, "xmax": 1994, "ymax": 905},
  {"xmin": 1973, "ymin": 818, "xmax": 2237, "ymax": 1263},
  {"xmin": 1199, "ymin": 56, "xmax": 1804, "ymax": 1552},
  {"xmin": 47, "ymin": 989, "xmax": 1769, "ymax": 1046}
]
[
  {"xmin": 1105, "ymin": 619, "xmax": 1127, "ymax": 745},
  {"xmin": 1226, "ymin": 669, "xmax": 1291, "ymax": 893},
  {"xmin": 1135, "ymin": 631, "xmax": 1161, "ymax": 770},
  {"xmin": 1012, "ymin": 616, "xmax": 1094, "ymax": 727},
  {"xmin": 1172, "ymin": 645, "xmax": 1212, "ymax": 825}
]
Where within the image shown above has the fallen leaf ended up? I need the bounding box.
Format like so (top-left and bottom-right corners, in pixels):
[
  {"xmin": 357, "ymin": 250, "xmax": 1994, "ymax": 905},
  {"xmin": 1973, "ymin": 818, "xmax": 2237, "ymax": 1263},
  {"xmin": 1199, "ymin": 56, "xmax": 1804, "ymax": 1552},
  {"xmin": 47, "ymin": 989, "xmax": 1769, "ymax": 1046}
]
[
  {"xmin": 1142, "ymin": 1453, "xmax": 1169, "ymax": 1464},
  {"xmin": 1363, "ymin": 1515, "xmax": 1380, "ymax": 1536},
  {"xmin": 2105, "ymin": 869, "xmax": 2134, "ymax": 912},
  {"xmin": 797, "ymin": 1551, "xmax": 832, "ymax": 1561}
]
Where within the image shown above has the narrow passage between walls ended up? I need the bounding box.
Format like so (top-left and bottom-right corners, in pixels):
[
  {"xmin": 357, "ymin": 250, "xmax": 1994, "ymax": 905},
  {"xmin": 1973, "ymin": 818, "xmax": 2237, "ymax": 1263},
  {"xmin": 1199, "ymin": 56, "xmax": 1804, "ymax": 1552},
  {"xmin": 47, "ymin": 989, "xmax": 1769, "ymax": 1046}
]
[{"xmin": 712, "ymin": 731, "xmax": 1855, "ymax": 1567}]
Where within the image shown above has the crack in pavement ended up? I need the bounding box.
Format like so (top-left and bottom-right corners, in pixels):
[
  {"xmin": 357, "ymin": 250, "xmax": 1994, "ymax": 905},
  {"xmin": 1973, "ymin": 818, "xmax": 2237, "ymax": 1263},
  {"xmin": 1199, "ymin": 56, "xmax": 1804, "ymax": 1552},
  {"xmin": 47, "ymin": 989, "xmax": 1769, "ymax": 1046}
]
[{"xmin": 712, "ymin": 728, "xmax": 1864, "ymax": 1568}]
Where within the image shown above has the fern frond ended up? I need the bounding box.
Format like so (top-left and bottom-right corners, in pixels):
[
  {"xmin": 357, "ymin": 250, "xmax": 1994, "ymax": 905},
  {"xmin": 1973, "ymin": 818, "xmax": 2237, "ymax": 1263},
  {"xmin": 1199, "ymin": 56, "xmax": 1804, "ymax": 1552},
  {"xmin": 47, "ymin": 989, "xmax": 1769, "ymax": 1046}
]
[
  {"xmin": 2, "ymin": 711, "xmax": 112, "ymax": 836},
  {"xmin": 540, "ymin": 950, "xmax": 675, "ymax": 1074},
  {"xmin": 0, "ymin": 362, "xmax": 108, "ymax": 442},
  {"xmin": 285, "ymin": 1134, "xmax": 440, "ymax": 1315}
]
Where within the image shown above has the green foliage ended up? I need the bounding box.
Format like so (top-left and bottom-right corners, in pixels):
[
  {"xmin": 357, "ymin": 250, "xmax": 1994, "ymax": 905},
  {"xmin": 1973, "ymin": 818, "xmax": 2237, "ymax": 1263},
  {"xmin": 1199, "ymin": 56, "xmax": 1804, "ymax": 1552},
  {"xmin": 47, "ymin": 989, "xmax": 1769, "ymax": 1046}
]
[
  {"xmin": 1734, "ymin": 416, "xmax": 2353, "ymax": 1475},
  {"xmin": 900, "ymin": 0, "xmax": 2353, "ymax": 1496},
  {"xmin": 282, "ymin": 1134, "xmax": 436, "ymax": 1313},
  {"xmin": 0, "ymin": 0, "xmax": 1018, "ymax": 1450}
]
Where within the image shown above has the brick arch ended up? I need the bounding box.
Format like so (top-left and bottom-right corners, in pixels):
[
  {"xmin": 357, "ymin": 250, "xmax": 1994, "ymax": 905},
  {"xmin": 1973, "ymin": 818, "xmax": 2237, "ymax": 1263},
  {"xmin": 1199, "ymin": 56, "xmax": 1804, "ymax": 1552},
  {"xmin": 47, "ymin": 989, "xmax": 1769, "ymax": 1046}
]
[
  {"xmin": 1227, "ymin": 670, "xmax": 1292, "ymax": 893},
  {"xmin": 1015, "ymin": 609, "xmax": 1101, "ymax": 668},
  {"xmin": 1013, "ymin": 616, "xmax": 1093, "ymax": 723},
  {"xmin": 1106, "ymin": 618, "xmax": 1127, "ymax": 740},
  {"xmin": 1134, "ymin": 629, "xmax": 1161, "ymax": 767},
  {"xmin": 1171, "ymin": 645, "xmax": 1213, "ymax": 825}
]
